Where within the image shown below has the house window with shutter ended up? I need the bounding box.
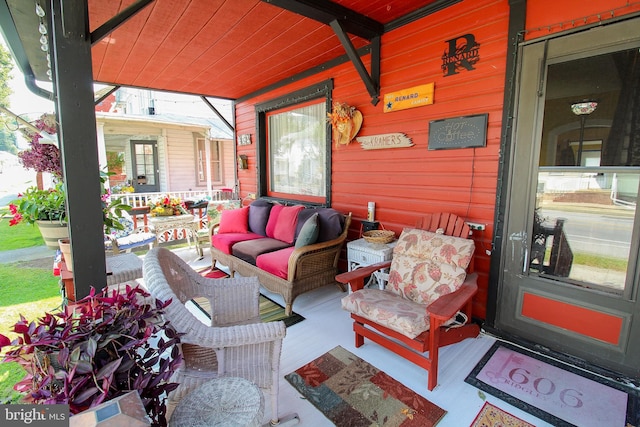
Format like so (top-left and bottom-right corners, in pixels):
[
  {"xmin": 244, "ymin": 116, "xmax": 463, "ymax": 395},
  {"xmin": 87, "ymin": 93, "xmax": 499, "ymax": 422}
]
[{"xmin": 196, "ymin": 138, "xmax": 222, "ymax": 185}]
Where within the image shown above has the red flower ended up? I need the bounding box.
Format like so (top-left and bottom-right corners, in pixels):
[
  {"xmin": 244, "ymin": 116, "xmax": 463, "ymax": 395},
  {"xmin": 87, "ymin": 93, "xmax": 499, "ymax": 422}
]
[{"xmin": 9, "ymin": 214, "xmax": 23, "ymax": 226}]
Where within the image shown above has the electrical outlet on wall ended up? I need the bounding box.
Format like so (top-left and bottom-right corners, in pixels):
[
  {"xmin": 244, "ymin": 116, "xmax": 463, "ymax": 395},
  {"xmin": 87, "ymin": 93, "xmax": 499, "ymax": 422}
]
[{"xmin": 466, "ymin": 222, "xmax": 486, "ymax": 231}]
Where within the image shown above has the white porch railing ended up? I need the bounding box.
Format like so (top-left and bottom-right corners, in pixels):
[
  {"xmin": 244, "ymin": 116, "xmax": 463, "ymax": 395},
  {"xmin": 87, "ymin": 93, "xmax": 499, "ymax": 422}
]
[
  {"xmin": 111, "ymin": 188, "xmax": 236, "ymax": 208},
  {"xmin": 110, "ymin": 190, "xmax": 240, "ymax": 245}
]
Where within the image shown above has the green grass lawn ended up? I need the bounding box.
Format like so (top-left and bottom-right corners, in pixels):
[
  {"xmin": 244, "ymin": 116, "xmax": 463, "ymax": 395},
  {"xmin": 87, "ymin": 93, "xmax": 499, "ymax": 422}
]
[
  {"xmin": 0, "ymin": 267, "xmax": 61, "ymax": 403},
  {"xmin": 0, "ymin": 217, "xmax": 61, "ymax": 404},
  {"xmin": 0, "ymin": 215, "xmax": 45, "ymax": 251}
]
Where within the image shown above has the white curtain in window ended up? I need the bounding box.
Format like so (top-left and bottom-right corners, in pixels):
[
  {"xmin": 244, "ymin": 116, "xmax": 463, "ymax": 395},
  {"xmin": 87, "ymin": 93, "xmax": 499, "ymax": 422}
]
[{"xmin": 268, "ymin": 102, "xmax": 326, "ymax": 197}]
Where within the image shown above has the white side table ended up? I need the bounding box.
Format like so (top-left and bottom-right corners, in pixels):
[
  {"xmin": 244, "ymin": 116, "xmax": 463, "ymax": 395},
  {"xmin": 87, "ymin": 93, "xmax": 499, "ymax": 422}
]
[
  {"xmin": 347, "ymin": 238, "xmax": 397, "ymax": 289},
  {"xmin": 149, "ymin": 214, "xmax": 202, "ymax": 257}
]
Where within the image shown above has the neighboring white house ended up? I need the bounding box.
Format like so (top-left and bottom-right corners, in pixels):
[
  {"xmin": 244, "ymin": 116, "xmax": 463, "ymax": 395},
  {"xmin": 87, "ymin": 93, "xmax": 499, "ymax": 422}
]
[
  {"xmin": 96, "ymin": 111, "xmax": 235, "ymax": 196},
  {"xmin": 92, "ymin": 87, "xmax": 235, "ymax": 197}
]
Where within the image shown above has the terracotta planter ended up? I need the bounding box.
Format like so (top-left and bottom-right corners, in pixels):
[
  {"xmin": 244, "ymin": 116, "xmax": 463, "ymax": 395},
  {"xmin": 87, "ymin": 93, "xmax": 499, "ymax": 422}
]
[
  {"xmin": 36, "ymin": 220, "xmax": 69, "ymax": 249},
  {"xmin": 58, "ymin": 238, "xmax": 73, "ymax": 272}
]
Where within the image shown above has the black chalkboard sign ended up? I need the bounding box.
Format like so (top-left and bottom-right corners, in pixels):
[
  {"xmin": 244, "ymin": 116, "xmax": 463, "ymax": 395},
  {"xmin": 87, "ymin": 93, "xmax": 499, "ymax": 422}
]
[{"xmin": 428, "ymin": 113, "xmax": 488, "ymax": 150}]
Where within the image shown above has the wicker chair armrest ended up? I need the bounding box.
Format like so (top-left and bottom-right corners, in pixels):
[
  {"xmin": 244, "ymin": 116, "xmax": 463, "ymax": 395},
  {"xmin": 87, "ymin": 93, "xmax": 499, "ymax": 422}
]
[
  {"xmin": 287, "ymin": 238, "xmax": 342, "ymax": 277},
  {"xmin": 208, "ymin": 219, "xmax": 220, "ymax": 238},
  {"xmin": 180, "ymin": 319, "xmax": 286, "ymax": 348},
  {"xmin": 335, "ymin": 261, "xmax": 392, "ymax": 291},
  {"xmin": 287, "ymin": 212, "xmax": 351, "ymax": 279},
  {"xmin": 427, "ymin": 273, "xmax": 478, "ymax": 321}
]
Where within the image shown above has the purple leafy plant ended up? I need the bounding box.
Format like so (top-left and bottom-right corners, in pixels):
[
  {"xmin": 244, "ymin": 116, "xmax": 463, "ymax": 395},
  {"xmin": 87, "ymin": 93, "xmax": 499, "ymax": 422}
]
[
  {"xmin": 0, "ymin": 284, "xmax": 183, "ymax": 427},
  {"xmin": 17, "ymin": 113, "xmax": 62, "ymax": 177}
]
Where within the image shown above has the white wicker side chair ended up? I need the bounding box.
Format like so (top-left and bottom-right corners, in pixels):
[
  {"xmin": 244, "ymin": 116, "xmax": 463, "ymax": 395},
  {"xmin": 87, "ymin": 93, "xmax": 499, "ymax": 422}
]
[{"xmin": 143, "ymin": 247, "xmax": 298, "ymax": 426}]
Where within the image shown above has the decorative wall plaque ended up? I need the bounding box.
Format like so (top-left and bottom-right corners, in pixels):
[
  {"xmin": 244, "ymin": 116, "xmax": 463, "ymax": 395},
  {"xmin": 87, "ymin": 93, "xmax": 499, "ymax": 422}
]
[
  {"xmin": 383, "ymin": 83, "xmax": 434, "ymax": 113},
  {"xmin": 356, "ymin": 133, "xmax": 413, "ymax": 150},
  {"xmin": 442, "ymin": 33, "xmax": 480, "ymax": 76},
  {"xmin": 237, "ymin": 134, "xmax": 251, "ymax": 145},
  {"xmin": 428, "ymin": 113, "xmax": 487, "ymax": 150},
  {"xmin": 327, "ymin": 101, "xmax": 363, "ymax": 147}
]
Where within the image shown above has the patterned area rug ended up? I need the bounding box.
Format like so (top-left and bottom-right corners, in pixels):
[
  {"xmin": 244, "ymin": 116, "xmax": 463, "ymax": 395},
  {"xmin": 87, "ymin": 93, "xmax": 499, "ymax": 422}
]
[
  {"xmin": 285, "ymin": 346, "xmax": 446, "ymax": 427},
  {"xmin": 194, "ymin": 266, "xmax": 305, "ymax": 327},
  {"xmin": 470, "ymin": 401, "xmax": 535, "ymax": 427},
  {"xmin": 466, "ymin": 341, "xmax": 640, "ymax": 427}
]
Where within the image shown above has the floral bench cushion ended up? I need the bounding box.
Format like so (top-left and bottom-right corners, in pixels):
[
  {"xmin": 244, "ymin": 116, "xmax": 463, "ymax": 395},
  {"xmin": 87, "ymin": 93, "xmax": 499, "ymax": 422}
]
[
  {"xmin": 105, "ymin": 232, "xmax": 157, "ymax": 251},
  {"xmin": 387, "ymin": 228, "xmax": 474, "ymax": 305},
  {"xmin": 111, "ymin": 216, "xmax": 135, "ymax": 239},
  {"xmin": 341, "ymin": 289, "xmax": 429, "ymax": 338},
  {"xmin": 105, "ymin": 214, "xmax": 156, "ymax": 252}
]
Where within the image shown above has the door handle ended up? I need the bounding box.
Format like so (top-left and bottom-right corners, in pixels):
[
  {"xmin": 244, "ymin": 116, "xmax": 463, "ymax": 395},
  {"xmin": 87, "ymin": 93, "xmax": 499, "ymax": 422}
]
[{"xmin": 509, "ymin": 231, "xmax": 528, "ymax": 273}]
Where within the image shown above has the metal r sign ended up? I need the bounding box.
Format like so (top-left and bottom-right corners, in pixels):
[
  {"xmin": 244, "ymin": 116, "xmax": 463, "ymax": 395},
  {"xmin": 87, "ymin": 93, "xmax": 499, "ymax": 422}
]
[{"xmin": 442, "ymin": 34, "xmax": 480, "ymax": 76}]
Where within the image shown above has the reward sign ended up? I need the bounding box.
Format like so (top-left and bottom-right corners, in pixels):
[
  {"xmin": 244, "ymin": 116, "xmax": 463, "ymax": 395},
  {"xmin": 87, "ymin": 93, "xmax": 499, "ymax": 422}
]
[{"xmin": 383, "ymin": 83, "xmax": 434, "ymax": 113}]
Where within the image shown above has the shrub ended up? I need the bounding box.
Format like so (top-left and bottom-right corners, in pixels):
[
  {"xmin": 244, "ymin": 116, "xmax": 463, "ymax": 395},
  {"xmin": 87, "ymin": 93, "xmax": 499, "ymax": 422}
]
[{"xmin": 0, "ymin": 285, "xmax": 183, "ymax": 427}]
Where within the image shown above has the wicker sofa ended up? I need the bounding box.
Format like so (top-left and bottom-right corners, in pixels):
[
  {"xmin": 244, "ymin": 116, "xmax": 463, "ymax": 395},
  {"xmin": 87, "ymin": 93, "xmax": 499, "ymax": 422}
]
[{"xmin": 210, "ymin": 199, "xmax": 352, "ymax": 315}]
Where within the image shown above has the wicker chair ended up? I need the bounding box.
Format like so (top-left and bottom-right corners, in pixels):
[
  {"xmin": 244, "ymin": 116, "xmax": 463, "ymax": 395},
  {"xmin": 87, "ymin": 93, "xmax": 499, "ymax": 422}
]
[{"xmin": 143, "ymin": 247, "xmax": 291, "ymax": 425}]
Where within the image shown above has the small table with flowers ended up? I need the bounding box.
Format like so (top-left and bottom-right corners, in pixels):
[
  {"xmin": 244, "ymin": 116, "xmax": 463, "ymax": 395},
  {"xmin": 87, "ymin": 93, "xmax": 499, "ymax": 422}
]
[{"xmin": 149, "ymin": 214, "xmax": 202, "ymax": 257}]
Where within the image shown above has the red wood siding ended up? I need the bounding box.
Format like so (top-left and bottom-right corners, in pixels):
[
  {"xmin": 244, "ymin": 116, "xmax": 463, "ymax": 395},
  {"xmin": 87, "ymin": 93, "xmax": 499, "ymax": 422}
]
[
  {"xmin": 525, "ymin": 0, "xmax": 640, "ymax": 40},
  {"xmin": 235, "ymin": 0, "xmax": 509, "ymax": 320},
  {"xmin": 235, "ymin": 1, "xmax": 640, "ymax": 321}
]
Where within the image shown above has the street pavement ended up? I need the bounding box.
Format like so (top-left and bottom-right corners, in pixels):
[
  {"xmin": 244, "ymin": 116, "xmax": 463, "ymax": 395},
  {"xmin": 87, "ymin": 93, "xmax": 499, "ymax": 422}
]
[{"xmin": 0, "ymin": 245, "xmax": 57, "ymax": 264}]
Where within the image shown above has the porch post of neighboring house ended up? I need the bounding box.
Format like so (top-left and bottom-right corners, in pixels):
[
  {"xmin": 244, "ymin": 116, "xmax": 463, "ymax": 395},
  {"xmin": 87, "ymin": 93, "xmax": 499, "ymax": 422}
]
[
  {"xmin": 205, "ymin": 136, "xmax": 212, "ymax": 198},
  {"xmin": 232, "ymin": 101, "xmax": 238, "ymax": 197},
  {"xmin": 50, "ymin": 0, "xmax": 107, "ymax": 299},
  {"xmin": 96, "ymin": 122, "xmax": 108, "ymax": 176}
]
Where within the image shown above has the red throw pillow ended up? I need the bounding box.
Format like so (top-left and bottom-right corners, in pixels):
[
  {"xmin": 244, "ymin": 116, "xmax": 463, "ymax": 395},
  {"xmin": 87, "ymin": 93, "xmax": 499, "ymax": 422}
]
[
  {"xmin": 273, "ymin": 205, "xmax": 304, "ymax": 244},
  {"xmin": 218, "ymin": 206, "xmax": 249, "ymax": 234},
  {"xmin": 265, "ymin": 205, "xmax": 284, "ymax": 238}
]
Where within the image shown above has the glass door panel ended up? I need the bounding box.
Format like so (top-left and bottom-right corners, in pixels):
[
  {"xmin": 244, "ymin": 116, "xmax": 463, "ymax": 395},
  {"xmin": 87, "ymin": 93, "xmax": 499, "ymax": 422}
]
[
  {"xmin": 532, "ymin": 170, "xmax": 638, "ymax": 293},
  {"xmin": 530, "ymin": 44, "xmax": 640, "ymax": 296}
]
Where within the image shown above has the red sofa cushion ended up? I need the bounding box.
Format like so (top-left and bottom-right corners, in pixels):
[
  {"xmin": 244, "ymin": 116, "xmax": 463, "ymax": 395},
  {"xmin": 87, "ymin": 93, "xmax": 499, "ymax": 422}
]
[
  {"xmin": 265, "ymin": 205, "xmax": 284, "ymax": 238},
  {"xmin": 273, "ymin": 205, "xmax": 304, "ymax": 243},
  {"xmin": 256, "ymin": 246, "xmax": 296, "ymax": 279},
  {"xmin": 232, "ymin": 238, "xmax": 292, "ymax": 265},
  {"xmin": 218, "ymin": 206, "xmax": 249, "ymax": 234}
]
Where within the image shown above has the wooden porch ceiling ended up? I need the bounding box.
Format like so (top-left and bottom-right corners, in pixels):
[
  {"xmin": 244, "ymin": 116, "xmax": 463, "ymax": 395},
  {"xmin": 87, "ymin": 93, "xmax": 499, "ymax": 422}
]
[{"xmin": 4, "ymin": 0, "xmax": 447, "ymax": 101}]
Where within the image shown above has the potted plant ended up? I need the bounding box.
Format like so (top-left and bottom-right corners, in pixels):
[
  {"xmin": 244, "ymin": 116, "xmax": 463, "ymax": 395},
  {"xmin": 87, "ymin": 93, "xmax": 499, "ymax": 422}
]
[
  {"xmin": 0, "ymin": 285, "xmax": 183, "ymax": 427},
  {"xmin": 11, "ymin": 112, "xmax": 132, "ymax": 245},
  {"xmin": 17, "ymin": 113, "xmax": 63, "ymax": 178},
  {"xmin": 9, "ymin": 172, "xmax": 132, "ymax": 248},
  {"xmin": 8, "ymin": 181, "xmax": 68, "ymax": 248},
  {"xmin": 148, "ymin": 195, "xmax": 189, "ymax": 216}
]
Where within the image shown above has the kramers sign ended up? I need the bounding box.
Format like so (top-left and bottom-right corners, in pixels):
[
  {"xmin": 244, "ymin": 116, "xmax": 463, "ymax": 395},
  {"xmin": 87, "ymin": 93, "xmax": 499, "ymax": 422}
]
[{"xmin": 356, "ymin": 133, "xmax": 413, "ymax": 150}]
